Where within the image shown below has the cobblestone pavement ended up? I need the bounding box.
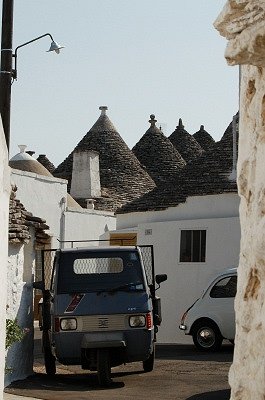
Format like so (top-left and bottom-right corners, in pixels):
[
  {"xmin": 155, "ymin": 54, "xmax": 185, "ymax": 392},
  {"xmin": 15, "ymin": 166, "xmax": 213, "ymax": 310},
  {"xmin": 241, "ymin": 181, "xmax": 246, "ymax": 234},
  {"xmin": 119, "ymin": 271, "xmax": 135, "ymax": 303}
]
[{"xmin": 5, "ymin": 339, "xmax": 233, "ymax": 400}]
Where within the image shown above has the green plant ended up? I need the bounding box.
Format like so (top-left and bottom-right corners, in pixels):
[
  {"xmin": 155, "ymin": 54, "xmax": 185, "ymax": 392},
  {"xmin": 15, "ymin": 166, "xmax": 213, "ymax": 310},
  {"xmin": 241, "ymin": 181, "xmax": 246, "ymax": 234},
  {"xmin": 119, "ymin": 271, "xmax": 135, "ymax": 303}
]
[{"xmin": 5, "ymin": 318, "xmax": 24, "ymax": 350}]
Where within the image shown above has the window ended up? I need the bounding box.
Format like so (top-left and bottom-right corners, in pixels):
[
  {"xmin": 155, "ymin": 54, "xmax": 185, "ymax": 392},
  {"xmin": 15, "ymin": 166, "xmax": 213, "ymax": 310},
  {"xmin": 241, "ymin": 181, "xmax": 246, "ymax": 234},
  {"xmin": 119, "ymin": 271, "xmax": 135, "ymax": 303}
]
[
  {"xmin": 179, "ymin": 230, "xmax": 206, "ymax": 262},
  {"xmin": 73, "ymin": 257, "xmax": 123, "ymax": 274},
  {"xmin": 210, "ymin": 275, "xmax": 237, "ymax": 298},
  {"xmin": 57, "ymin": 250, "xmax": 144, "ymax": 294}
]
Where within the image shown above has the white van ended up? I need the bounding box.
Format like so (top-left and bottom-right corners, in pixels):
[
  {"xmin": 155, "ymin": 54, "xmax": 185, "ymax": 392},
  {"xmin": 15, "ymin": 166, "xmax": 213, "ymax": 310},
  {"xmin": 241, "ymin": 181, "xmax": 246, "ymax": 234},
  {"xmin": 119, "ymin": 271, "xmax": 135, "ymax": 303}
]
[{"xmin": 179, "ymin": 268, "xmax": 237, "ymax": 351}]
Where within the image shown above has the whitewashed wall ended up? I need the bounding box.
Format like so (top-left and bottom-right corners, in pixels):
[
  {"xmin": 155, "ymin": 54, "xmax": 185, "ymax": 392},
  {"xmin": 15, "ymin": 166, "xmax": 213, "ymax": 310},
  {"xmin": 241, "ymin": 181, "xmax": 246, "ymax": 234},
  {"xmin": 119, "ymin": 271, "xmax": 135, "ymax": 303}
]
[
  {"xmin": 11, "ymin": 170, "xmax": 66, "ymax": 248},
  {"xmin": 0, "ymin": 121, "xmax": 9, "ymax": 398},
  {"xmin": 5, "ymin": 239, "xmax": 34, "ymax": 387},
  {"xmin": 114, "ymin": 193, "xmax": 240, "ymax": 344},
  {"xmin": 117, "ymin": 193, "xmax": 240, "ymax": 230},
  {"xmin": 137, "ymin": 216, "xmax": 240, "ymax": 343},
  {"xmin": 132, "ymin": 216, "xmax": 240, "ymax": 343},
  {"xmin": 11, "ymin": 169, "xmax": 116, "ymax": 248},
  {"xmin": 64, "ymin": 208, "xmax": 116, "ymax": 247}
]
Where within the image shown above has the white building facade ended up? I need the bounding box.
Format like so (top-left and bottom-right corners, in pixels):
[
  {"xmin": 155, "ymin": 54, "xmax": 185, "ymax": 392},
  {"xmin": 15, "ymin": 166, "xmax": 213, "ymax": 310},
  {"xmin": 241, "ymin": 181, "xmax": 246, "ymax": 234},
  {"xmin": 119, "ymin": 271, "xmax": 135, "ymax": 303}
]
[
  {"xmin": 0, "ymin": 120, "xmax": 9, "ymax": 398},
  {"xmin": 115, "ymin": 193, "xmax": 240, "ymax": 343},
  {"xmin": 11, "ymin": 168, "xmax": 116, "ymax": 248}
]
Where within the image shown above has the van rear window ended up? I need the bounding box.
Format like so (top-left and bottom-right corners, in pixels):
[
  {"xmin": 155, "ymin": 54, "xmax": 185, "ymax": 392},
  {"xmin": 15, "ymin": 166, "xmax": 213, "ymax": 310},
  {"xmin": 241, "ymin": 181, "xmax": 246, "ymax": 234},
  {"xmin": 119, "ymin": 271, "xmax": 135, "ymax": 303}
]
[{"xmin": 56, "ymin": 250, "xmax": 144, "ymax": 294}]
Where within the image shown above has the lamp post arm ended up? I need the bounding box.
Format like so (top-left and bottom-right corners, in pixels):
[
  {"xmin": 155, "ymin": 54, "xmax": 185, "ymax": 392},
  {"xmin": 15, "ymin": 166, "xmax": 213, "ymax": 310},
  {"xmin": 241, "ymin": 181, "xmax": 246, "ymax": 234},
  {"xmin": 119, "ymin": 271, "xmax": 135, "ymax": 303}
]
[
  {"xmin": 13, "ymin": 33, "xmax": 54, "ymax": 79},
  {"xmin": 14, "ymin": 33, "xmax": 54, "ymax": 56}
]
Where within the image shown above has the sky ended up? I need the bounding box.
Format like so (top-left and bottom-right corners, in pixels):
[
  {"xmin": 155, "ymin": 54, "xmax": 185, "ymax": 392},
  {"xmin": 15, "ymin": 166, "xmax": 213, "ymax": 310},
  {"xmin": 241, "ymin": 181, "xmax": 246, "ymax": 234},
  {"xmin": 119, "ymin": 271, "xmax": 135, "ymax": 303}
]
[{"xmin": 5, "ymin": 0, "xmax": 238, "ymax": 166}]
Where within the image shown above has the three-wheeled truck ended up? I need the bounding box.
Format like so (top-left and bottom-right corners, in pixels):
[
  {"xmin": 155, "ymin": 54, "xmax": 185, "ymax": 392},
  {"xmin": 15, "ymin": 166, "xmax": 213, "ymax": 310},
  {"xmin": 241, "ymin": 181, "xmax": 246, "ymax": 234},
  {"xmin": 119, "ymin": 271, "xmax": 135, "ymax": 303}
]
[{"xmin": 34, "ymin": 245, "xmax": 167, "ymax": 386}]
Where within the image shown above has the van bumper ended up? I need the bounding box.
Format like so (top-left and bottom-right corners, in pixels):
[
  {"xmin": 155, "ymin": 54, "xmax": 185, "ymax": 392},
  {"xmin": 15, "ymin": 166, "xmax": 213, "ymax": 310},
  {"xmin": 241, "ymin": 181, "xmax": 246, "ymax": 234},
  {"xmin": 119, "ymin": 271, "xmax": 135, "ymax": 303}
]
[
  {"xmin": 81, "ymin": 332, "xmax": 126, "ymax": 348},
  {"xmin": 54, "ymin": 328, "xmax": 154, "ymax": 364}
]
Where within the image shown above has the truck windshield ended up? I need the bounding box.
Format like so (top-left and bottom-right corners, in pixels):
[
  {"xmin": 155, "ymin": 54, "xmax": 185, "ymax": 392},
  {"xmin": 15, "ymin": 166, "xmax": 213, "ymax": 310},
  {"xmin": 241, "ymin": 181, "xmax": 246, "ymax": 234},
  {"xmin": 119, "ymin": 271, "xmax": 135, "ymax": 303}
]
[{"xmin": 56, "ymin": 250, "xmax": 145, "ymax": 294}]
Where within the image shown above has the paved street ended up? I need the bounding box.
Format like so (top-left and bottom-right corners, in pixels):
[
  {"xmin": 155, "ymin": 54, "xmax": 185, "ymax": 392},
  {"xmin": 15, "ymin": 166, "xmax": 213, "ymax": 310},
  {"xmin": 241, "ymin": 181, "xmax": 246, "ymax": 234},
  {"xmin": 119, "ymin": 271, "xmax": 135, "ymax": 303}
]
[{"xmin": 5, "ymin": 334, "xmax": 233, "ymax": 400}]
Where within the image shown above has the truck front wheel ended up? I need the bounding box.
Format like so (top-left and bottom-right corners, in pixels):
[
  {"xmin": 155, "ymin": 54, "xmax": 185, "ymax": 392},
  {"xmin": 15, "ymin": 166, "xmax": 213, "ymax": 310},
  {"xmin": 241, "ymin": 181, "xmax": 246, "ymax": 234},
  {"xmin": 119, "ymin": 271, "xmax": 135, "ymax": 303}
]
[
  {"xmin": 143, "ymin": 346, "xmax": 155, "ymax": 372},
  {"xmin": 97, "ymin": 349, "xmax": 112, "ymax": 387}
]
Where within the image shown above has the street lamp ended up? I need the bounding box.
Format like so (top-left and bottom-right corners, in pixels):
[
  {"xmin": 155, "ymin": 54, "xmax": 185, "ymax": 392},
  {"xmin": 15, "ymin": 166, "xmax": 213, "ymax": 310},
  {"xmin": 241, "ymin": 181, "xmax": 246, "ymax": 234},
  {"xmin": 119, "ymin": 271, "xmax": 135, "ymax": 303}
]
[
  {"xmin": 12, "ymin": 33, "xmax": 64, "ymax": 80},
  {"xmin": 0, "ymin": 0, "xmax": 64, "ymax": 150}
]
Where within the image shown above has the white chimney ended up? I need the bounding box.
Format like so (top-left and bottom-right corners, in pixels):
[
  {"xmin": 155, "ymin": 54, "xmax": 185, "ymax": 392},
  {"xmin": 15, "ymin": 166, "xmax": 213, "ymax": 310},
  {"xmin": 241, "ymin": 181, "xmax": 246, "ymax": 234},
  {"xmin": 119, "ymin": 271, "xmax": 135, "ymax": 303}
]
[
  {"xmin": 86, "ymin": 199, "xmax": 96, "ymax": 209},
  {"xmin": 70, "ymin": 150, "xmax": 101, "ymax": 198}
]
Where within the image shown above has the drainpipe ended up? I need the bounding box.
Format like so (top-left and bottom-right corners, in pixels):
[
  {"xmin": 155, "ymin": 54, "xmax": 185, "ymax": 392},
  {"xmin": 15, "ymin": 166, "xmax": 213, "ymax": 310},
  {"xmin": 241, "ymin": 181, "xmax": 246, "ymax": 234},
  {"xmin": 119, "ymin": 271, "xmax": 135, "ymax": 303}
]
[{"xmin": 59, "ymin": 197, "xmax": 66, "ymax": 249}]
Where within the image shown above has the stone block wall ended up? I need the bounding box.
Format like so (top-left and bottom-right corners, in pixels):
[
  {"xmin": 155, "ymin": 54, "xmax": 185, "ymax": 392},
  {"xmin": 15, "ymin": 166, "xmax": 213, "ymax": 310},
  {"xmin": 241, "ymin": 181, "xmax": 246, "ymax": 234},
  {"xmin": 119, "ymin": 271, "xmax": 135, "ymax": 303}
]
[{"xmin": 215, "ymin": 2, "xmax": 265, "ymax": 399}]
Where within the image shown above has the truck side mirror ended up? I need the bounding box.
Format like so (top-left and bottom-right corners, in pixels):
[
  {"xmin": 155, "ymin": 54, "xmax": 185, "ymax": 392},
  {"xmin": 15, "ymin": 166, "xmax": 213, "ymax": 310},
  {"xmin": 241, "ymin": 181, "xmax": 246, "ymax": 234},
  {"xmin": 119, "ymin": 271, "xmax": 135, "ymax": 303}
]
[
  {"xmin": 155, "ymin": 274, "xmax": 167, "ymax": 285},
  {"xmin": 33, "ymin": 281, "xmax": 44, "ymax": 291}
]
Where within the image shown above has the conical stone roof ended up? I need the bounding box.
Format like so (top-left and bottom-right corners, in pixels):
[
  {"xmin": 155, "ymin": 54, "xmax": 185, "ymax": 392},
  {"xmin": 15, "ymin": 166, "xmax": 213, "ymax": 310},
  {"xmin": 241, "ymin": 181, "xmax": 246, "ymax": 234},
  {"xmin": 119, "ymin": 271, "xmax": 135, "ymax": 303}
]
[
  {"xmin": 37, "ymin": 154, "xmax": 56, "ymax": 173},
  {"xmin": 10, "ymin": 145, "xmax": 52, "ymax": 177},
  {"xmin": 132, "ymin": 115, "xmax": 186, "ymax": 186},
  {"xmin": 117, "ymin": 114, "xmax": 238, "ymax": 214},
  {"xmin": 53, "ymin": 106, "xmax": 156, "ymax": 211},
  {"xmin": 169, "ymin": 119, "xmax": 204, "ymax": 163},
  {"xmin": 193, "ymin": 125, "xmax": 215, "ymax": 151}
]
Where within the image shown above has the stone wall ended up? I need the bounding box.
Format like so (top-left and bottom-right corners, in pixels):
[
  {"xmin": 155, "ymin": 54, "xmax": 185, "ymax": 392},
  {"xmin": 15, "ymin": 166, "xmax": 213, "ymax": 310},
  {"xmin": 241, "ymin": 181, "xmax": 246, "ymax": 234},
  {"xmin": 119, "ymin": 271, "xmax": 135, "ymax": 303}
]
[
  {"xmin": 215, "ymin": 2, "xmax": 265, "ymax": 399},
  {"xmin": 0, "ymin": 119, "xmax": 9, "ymax": 399}
]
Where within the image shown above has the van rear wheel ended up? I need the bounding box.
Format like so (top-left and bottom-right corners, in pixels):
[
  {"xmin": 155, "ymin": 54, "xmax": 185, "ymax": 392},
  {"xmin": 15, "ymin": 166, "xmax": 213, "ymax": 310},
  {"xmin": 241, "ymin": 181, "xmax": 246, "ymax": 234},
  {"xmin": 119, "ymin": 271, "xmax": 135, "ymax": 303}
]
[
  {"xmin": 43, "ymin": 331, "xmax": 56, "ymax": 376},
  {"xmin": 143, "ymin": 346, "xmax": 155, "ymax": 372},
  {"xmin": 97, "ymin": 349, "xmax": 112, "ymax": 387},
  {"xmin": 44, "ymin": 348, "xmax": 56, "ymax": 376}
]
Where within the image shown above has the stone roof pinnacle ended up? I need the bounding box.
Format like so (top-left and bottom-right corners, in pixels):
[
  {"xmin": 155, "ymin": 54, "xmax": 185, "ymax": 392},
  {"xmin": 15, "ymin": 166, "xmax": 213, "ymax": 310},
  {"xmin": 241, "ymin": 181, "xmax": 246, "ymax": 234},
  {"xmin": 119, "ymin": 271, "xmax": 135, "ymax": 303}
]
[
  {"xmin": 149, "ymin": 114, "xmax": 157, "ymax": 128},
  {"xmin": 178, "ymin": 118, "xmax": 184, "ymax": 129},
  {"xmin": 18, "ymin": 144, "xmax": 27, "ymax": 153},
  {"xmin": 99, "ymin": 106, "xmax": 108, "ymax": 116}
]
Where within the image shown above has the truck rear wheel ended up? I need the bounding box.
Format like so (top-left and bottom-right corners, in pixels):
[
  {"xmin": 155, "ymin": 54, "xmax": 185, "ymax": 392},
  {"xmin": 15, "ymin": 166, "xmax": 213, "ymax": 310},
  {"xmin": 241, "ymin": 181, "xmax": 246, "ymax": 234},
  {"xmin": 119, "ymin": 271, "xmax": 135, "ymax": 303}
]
[
  {"xmin": 97, "ymin": 349, "xmax": 112, "ymax": 387},
  {"xmin": 43, "ymin": 331, "xmax": 56, "ymax": 376},
  {"xmin": 44, "ymin": 346, "xmax": 56, "ymax": 376},
  {"xmin": 143, "ymin": 346, "xmax": 155, "ymax": 372}
]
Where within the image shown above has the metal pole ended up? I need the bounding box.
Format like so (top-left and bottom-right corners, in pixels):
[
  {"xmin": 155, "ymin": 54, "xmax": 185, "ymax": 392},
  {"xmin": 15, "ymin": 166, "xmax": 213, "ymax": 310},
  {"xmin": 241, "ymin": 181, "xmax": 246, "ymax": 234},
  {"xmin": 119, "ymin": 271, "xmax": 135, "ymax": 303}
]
[{"xmin": 0, "ymin": 0, "xmax": 14, "ymax": 151}]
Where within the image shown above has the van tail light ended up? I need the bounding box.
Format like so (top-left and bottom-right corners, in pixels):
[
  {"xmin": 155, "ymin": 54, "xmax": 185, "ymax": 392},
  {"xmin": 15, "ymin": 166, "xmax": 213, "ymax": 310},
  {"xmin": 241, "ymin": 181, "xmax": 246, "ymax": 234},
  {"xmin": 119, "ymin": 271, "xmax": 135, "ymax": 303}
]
[
  {"xmin": 146, "ymin": 312, "xmax": 153, "ymax": 330},
  {"xmin": 54, "ymin": 317, "xmax": 60, "ymax": 332}
]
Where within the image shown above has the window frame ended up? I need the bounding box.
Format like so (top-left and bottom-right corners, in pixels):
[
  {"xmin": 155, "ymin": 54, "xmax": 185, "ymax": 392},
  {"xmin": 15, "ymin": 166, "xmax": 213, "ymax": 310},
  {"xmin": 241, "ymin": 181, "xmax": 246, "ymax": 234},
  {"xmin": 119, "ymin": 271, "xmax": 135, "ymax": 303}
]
[
  {"xmin": 73, "ymin": 257, "xmax": 124, "ymax": 275},
  {"xmin": 179, "ymin": 229, "xmax": 207, "ymax": 263}
]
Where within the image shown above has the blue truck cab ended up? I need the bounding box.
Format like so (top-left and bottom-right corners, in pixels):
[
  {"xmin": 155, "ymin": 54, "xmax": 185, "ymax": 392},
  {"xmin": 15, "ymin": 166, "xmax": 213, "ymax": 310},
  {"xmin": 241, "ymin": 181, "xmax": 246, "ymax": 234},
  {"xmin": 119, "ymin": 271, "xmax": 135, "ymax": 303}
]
[{"xmin": 34, "ymin": 245, "xmax": 167, "ymax": 386}]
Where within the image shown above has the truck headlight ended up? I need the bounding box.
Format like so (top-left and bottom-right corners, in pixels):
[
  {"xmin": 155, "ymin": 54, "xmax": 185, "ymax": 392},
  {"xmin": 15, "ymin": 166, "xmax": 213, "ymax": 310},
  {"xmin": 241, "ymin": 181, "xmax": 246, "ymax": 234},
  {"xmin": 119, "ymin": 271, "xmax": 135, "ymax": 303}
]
[
  {"xmin": 129, "ymin": 315, "xmax": 145, "ymax": 328},
  {"xmin": 60, "ymin": 318, "xmax": 77, "ymax": 331}
]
